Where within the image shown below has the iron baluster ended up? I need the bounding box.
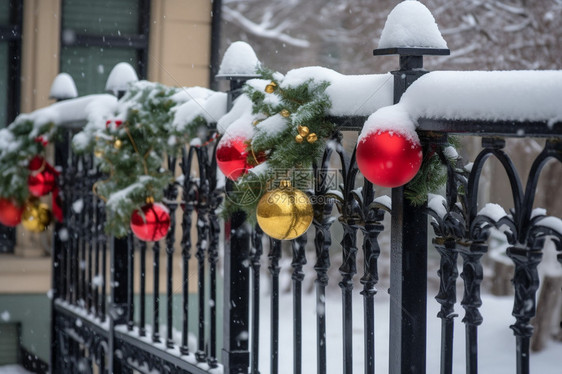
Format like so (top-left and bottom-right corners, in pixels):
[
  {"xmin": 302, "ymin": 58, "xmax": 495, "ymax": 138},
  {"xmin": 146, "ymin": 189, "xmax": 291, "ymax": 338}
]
[
  {"xmin": 312, "ymin": 143, "xmax": 337, "ymax": 374},
  {"xmin": 152, "ymin": 241, "xmax": 161, "ymax": 343},
  {"xmin": 504, "ymin": 140, "xmax": 562, "ymax": 374},
  {"xmin": 139, "ymin": 240, "xmax": 147, "ymax": 337},
  {"xmin": 506, "ymin": 246, "xmax": 542, "ymax": 374},
  {"xmin": 250, "ymin": 226, "xmax": 264, "ymax": 374},
  {"xmin": 339, "ymin": 220, "xmax": 359, "ymax": 374},
  {"xmin": 269, "ymin": 238, "xmax": 282, "ymax": 374},
  {"xmin": 433, "ymin": 238, "xmax": 459, "ymax": 374},
  {"xmin": 208, "ymin": 191, "xmax": 221, "ymax": 368},
  {"xmin": 458, "ymin": 242, "xmax": 486, "ymax": 374},
  {"xmin": 165, "ymin": 156, "xmax": 179, "ymax": 349},
  {"xmin": 85, "ymin": 154, "xmax": 94, "ymax": 313},
  {"xmin": 195, "ymin": 146, "xmax": 210, "ymax": 363},
  {"xmin": 99, "ymin": 202, "xmax": 107, "ymax": 323},
  {"xmin": 332, "ymin": 137, "xmax": 360, "ymax": 374},
  {"xmin": 291, "ymin": 234, "xmax": 307, "ymax": 374},
  {"xmin": 79, "ymin": 157, "xmax": 87, "ymax": 307},
  {"xmin": 93, "ymin": 194, "xmax": 100, "ymax": 318},
  {"xmin": 359, "ymin": 180, "xmax": 385, "ymax": 374},
  {"xmin": 127, "ymin": 234, "xmax": 135, "ymax": 331},
  {"xmin": 180, "ymin": 146, "xmax": 196, "ymax": 355}
]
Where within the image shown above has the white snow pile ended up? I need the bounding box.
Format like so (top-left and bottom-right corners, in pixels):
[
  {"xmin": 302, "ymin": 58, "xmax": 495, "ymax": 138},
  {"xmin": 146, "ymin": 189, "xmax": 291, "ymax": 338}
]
[
  {"xmin": 281, "ymin": 66, "xmax": 393, "ymax": 116},
  {"xmin": 378, "ymin": 0, "xmax": 448, "ymax": 49},
  {"xmin": 172, "ymin": 89, "xmax": 227, "ymax": 132},
  {"xmin": 400, "ymin": 70, "xmax": 562, "ymax": 123},
  {"xmin": 428, "ymin": 194, "xmax": 447, "ymax": 219},
  {"xmin": 217, "ymin": 41, "xmax": 260, "ymax": 77},
  {"xmin": 49, "ymin": 72, "xmax": 78, "ymax": 100},
  {"xmin": 362, "ymin": 70, "xmax": 562, "ymax": 140},
  {"xmin": 217, "ymin": 94, "xmax": 256, "ymax": 136},
  {"xmin": 105, "ymin": 62, "xmax": 139, "ymax": 94},
  {"xmin": 17, "ymin": 94, "xmax": 117, "ymax": 133},
  {"xmin": 478, "ymin": 203, "xmax": 507, "ymax": 222}
]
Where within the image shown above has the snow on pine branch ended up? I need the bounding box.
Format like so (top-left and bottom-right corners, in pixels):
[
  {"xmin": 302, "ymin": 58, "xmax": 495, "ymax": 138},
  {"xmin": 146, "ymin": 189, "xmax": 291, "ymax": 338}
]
[{"xmin": 222, "ymin": 6, "xmax": 310, "ymax": 48}]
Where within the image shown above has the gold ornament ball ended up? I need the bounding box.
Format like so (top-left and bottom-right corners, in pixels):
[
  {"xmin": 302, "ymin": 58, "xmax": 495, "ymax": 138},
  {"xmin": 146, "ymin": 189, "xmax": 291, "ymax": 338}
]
[
  {"xmin": 265, "ymin": 82, "xmax": 277, "ymax": 94},
  {"xmin": 114, "ymin": 139, "xmax": 123, "ymax": 149},
  {"xmin": 256, "ymin": 180, "xmax": 313, "ymax": 240},
  {"xmin": 280, "ymin": 109, "xmax": 291, "ymax": 118},
  {"xmin": 295, "ymin": 134, "xmax": 304, "ymax": 143},
  {"xmin": 94, "ymin": 149, "xmax": 104, "ymax": 158},
  {"xmin": 307, "ymin": 133, "xmax": 318, "ymax": 143},
  {"xmin": 21, "ymin": 200, "xmax": 52, "ymax": 233},
  {"xmin": 297, "ymin": 125, "xmax": 309, "ymax": 137}
]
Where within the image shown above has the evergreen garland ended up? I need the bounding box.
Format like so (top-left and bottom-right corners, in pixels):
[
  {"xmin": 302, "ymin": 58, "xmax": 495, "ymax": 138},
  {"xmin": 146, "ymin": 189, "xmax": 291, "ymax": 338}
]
[
  {"xmin": 0, "ymin": 118, "xmax": 58, "ymax": 204},
  {"xmin": 73, "ymin": 81, "xmax": 218, "ymax": 237},
  {"xmin": 225, "ymin": 67, "xmax": 335, "ymax": 218},
  {"xmin": 405, "ymin": 138, "xmax": 460, "ymax": 206}
]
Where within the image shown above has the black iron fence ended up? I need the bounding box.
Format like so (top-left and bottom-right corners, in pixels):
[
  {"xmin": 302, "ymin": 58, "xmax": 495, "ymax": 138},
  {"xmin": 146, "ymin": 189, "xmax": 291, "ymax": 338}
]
[{"xmin": 49, "ymin": 50, "xmax": 562, "ymax": 374}]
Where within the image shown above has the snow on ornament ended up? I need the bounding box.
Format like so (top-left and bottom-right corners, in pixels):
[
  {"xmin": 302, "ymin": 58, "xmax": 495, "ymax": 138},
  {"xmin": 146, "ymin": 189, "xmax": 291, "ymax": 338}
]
[
  {"xmin": 357, "ymin": 106, "xmax": 422, "ymax": 188},
  {"xmin": 130, "ymin": 202, "xmax": 171, "ymax": 242},
  {"xmin": 378, "ymin": 0, "xmax": 447, "ymax": 49}
]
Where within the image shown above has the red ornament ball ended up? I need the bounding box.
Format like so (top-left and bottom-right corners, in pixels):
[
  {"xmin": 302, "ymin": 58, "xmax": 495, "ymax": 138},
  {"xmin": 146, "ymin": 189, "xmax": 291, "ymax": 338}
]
[
  {"xmin": 28, "ymin": 156, "xmax": 57, "ymax": 197},
  {"xmin": 130, "ymin": 203, "xmax": 171, "ymax": 242},
  {"xmin": 0, "ymin": 198, "xmax": 24, "ymax": 227},
  {"xmin": 216, "ymin": 136, "xmax": 263, "ymax": 181},
  {"xmin": 356, "ymin": 130, "xmax": 423, "ymax": 188}
]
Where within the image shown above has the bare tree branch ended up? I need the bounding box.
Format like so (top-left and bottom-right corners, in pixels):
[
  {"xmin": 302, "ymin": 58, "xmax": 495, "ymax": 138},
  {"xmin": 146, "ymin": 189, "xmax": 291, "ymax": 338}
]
[{"xmin": 222, "ymin": 6, "xmax": 310, "ymax": 48}]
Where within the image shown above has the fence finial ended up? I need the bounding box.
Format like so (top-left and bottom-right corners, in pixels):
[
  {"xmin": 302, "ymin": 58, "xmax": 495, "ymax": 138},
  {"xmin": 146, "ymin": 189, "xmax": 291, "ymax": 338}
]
[
  {"xmin": 216, "ymin": 41, "xmax": 260, "ymax": 80},
  {"xmin": 374, "ymin": 0, "xmax": 450, "ymax": 59},
  {"xmin": 105, "ymin": 62, "xmax": 139, "ymax": 97},
  {"xmin": 49, "ymin": 73, "xmax": 78, "ymax": 100}
]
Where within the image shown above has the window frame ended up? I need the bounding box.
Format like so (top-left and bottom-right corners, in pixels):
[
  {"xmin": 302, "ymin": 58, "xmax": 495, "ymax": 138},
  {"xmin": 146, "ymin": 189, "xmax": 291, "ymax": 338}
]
[
  {"xmin": 59, "ymin": 0, "xmax": 151, "ymax": 81},
  {"xmin": 0, "ymin": 0, "xmax": 22, "ymax": 254},
  {"xmin": 0, "ymin": 0, "xmax": 23, "ymax": 126}
]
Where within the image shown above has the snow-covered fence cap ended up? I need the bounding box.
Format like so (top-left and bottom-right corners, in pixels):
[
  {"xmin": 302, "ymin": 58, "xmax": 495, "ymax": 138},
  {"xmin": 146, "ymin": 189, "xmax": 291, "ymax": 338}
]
[
  {"xmin": 49, "ymin": 73, "xmax": 78, "ymax": 100},
  {"xmin": 378, "ymin": 0, "xmax": 447, "ymax": 50},
  {"xmin": 216, "ymin": 41, "xmax": 261, "ymax": 79},
  {"xmin": 105, "ymin": 62, "xmax": 139, "ymax": 95}
]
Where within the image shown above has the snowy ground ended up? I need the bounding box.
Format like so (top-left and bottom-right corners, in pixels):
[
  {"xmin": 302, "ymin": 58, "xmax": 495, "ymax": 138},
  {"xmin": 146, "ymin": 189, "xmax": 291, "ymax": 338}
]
[
  {"xmin": 0, "ymin": 365, "xmax": 33, "ymax": 374},
  {"xmin": 256, "ymin": 287, "xmax": 561, "ymax": 374}
]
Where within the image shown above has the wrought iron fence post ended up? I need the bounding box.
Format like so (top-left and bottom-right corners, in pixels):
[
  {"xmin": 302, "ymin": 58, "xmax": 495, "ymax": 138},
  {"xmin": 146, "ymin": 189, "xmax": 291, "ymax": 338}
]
[
  {"xmin": 50, "ymin": 76, "xmax": 77, "ymax": 374},
  {"xmin": 107, "ymin": 85, "xmax": 134, "ymax": 373},
  {"xmin": 374, "ymin": 46, "xmax": 449, "ymax": 374},
  {"xmin": 219, "ymin": 76, "xmax": 256, "ymax": 374},
  {"xmin": 50, "ymin": 128, "xmax": 69, "ymax": 374}
]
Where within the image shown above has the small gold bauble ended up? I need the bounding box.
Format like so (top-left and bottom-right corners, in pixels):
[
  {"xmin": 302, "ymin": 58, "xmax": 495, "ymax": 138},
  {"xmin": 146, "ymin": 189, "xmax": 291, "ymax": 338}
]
[
  {"xmin": 252, "ymin": 120, "xmax": 260, "ymax": 126},
  {"xmin": 145, "ymin": 196, "xmax": 155, "ymax": 204},
  {"xmin": 295, "ymin": 135, "xmax": 304, "ymax": 143},
  {"xmin": 256, "ymin": 180, "xmax": 313, "ymax": 240},
  {"xmin": 114, "ymin": 139, "xmax": 123, "ymax": 149},
  {"xmin": 94, "ymin": 150, "xmax": 104, "ymax": 158},
  {"xmin": 280, "ymin": 109, "xmax": 290, "ymax": 118},
  {"xmin": 21, "ymin": 199, "xmax": 52, "ymax": 233},
  {"xmin": 265, "ymin": 82, "xmax": 277, "ymax": 94},
  {"xmin": 307, "ymin": 133, "xmax": 318, "ymax": 143},
  {"xmin": 297, "ymin": 125, "xmax": 309, "ymax": 137}
]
